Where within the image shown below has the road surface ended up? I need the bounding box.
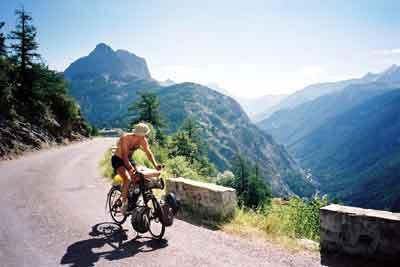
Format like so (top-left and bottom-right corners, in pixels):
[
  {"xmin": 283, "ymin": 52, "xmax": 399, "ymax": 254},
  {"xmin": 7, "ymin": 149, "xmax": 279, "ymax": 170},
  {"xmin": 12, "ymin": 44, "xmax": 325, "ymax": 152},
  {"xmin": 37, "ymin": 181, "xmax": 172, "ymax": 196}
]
[{"xmin": 0, "ymin": 138, "xmax": 323, "ymax": 267}]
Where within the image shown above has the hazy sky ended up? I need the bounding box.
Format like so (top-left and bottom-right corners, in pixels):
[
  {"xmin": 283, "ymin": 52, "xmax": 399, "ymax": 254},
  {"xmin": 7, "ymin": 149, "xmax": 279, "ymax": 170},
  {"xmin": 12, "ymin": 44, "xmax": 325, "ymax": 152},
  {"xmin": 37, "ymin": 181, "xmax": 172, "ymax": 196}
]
[{"xmin": 1, "ymin": 0, "xmax": 400, "ymax": 98}]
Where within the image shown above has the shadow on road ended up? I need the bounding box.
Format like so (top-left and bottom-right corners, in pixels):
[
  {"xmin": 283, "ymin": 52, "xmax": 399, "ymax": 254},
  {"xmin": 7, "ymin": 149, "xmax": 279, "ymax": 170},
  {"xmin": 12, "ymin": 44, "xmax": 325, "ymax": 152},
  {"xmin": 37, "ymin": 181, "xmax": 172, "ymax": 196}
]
[{"xmin": 60, "ymin": 222, "xmax": 168, "ymax": 267}]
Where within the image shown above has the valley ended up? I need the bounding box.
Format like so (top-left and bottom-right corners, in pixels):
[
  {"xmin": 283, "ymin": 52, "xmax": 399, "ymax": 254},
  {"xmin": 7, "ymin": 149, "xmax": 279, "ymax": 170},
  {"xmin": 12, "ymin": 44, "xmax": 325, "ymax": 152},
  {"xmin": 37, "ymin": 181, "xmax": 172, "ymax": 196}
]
[{"xmin": 257, "ymin": 65, "xmax": 400, "ymax": 211}]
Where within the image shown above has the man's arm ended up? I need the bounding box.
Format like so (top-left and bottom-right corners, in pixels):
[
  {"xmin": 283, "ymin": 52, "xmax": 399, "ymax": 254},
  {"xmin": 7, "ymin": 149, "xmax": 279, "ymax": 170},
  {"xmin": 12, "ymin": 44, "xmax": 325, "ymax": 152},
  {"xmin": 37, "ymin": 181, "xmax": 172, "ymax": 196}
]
[{"xmin": 141, "ymin": 138, "xmax": 160, "ymax": 170}]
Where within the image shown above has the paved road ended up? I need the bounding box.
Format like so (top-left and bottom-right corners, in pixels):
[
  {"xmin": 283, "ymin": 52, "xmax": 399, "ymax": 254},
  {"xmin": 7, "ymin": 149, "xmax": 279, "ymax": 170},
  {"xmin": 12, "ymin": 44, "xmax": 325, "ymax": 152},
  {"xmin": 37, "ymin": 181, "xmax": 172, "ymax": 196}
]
[{"xmin": 0, "ymin": 138, "xmax": 322, "ymax": 267}]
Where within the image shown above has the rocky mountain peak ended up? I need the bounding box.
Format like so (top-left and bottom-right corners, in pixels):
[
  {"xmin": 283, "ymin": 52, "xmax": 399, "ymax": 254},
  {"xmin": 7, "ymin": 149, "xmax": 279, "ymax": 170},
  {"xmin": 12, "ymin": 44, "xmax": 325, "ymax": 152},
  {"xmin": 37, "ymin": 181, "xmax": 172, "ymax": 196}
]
[
  {"xmin": 64, "ymin": 43, "xmax": 151, "ymax": 80},
  {"xmin": 91, "ymin": 42, "xmax": 114, "ymax": 55},
  {"xmin": 377, "ymin": 64, "xmax": 400, "ymax": 83}
]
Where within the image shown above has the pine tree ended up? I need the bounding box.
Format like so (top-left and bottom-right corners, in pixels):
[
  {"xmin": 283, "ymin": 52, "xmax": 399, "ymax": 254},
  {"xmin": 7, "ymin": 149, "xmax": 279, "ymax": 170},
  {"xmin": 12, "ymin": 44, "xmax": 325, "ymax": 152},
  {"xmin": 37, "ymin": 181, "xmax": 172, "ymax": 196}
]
[
  {"xmin": 169, "ymin": 131, "xmax": 198, "ymax": 160},
  {"xmin": 8, "ymin": 7, "xmax": 40, "ymax": 90},
  {"xmin": 129, "ymin": 91, "xmax": 166, "ymax": 130},
  {"xmin": 0, "ymin": 22, "xmax": 6, "ymax": 57},
  {"xmin": 180, "ymin": 117, "xmax": 199, "ymax": 140},
  {"xmin": 179, "ymin": 117, "xmax": 205, "ymax": 158},
  {"xmin": 231, "ymin": 153, "xmax": 251, "ymax": 195},
  {"xmin": 223, "ymin": 153, "xmax": 272, "ymax": 208}
]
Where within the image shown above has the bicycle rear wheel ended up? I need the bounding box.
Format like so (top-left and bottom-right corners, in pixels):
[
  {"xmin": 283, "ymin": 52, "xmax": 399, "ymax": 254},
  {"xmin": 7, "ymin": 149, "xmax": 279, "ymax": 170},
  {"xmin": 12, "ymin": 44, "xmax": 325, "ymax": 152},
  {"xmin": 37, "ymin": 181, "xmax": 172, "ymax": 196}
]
[{"xmin": 108, "ymin": 185, "xmax": 128, "ymax": 225}]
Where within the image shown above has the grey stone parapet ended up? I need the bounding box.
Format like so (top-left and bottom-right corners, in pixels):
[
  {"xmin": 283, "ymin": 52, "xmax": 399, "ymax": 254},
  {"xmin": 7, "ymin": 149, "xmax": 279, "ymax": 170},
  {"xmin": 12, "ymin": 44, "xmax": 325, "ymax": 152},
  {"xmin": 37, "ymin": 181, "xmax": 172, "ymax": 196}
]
[
  {"xmin": 166, "ymin": 177, "xmax": 237, "ymax": 220},
  {"xmin": 320, "ymin": 204, "xmax": 400, "ymax": 264}
]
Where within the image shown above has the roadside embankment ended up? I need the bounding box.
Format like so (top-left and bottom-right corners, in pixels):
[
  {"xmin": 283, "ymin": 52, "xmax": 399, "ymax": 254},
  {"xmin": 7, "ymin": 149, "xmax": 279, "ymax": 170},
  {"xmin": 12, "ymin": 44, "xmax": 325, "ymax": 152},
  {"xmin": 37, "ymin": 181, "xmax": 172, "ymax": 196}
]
[{"xmin": 0, "ymin": 116, "xmax": 89, "ymax": 160}]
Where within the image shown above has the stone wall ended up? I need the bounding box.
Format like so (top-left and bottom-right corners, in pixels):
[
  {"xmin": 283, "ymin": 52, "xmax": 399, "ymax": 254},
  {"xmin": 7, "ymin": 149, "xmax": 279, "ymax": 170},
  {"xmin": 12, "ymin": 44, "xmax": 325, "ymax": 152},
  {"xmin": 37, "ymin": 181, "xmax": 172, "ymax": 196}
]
[
  {"xmin": 320, "ymin": 204, "xmax": 400, "ymax": 264},
  {"xmin": 166, "ymin": 177, "xmax": 237, "ymax": 220}
]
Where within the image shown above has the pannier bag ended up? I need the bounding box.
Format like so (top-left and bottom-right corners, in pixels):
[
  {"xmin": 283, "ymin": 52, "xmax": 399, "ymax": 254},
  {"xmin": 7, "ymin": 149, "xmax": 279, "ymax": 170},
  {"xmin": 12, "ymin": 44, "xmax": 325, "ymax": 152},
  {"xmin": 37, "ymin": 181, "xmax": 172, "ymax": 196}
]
[
  {"xmin": 131, "ymin": 206, "xmax": 150, "ymax": 233},
  {"xmin": 161, "ymin": 193, "xmax": 180, "ymax": 227}
]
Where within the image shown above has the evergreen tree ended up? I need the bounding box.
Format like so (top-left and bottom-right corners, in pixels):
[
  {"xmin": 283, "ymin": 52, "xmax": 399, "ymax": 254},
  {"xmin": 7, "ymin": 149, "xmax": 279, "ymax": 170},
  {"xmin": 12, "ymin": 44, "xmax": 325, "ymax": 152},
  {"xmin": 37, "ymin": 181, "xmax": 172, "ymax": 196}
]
[
  {"xmin": 0, "ymin": 22, "xmax": 6, "ymax": 57},
  {"xmin": 169, "ymin": 118, "xmax": 217, "ymax": 177},
  {"xmin": 129, "ymin": 91, "xmax": 167, "ymax": 144},
  {"xmin": 218, "ymin": 153, "xmax": 272, "ymax": 208},
  {"xmin": 129, "ymin": 91, "xmax": 166, "ymax": 129},
  {"xmin": 231, "ymin": 153, "xmax": 252, "ymax": 194},
  {"xmin": 179, "ymin": 117, "xmax": 206, "ymax": 159},
  {"xmin": 8, "ymin": 7, "xmax": 40, "ymax": 91},
  {"xmin": 241, "ymin": 173, "xmax": 272, "ymax": 209},
  {"xmin": 180, "ymin": 117, "xmax": 200, "ymax": 140},
  {"xmin": 169, "ymin": 130, "xmax": 198, "ymax": 160}
]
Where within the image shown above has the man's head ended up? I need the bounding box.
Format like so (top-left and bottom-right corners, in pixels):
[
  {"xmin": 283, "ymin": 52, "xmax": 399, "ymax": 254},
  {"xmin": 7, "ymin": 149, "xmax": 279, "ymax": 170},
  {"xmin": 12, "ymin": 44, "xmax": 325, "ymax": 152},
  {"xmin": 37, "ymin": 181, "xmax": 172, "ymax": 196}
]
[{"xmin": 132, "ymin": 123, "xmax": 150, "ymax": 138}]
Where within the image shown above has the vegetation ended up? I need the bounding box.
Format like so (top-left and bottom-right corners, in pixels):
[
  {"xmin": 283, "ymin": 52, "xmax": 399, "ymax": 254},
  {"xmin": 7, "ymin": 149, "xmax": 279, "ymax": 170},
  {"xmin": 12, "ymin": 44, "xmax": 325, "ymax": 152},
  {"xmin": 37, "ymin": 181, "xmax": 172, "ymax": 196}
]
[
  {"xmin": 8, "ymin": 7, "xmax": 40, "ymax": 92},
  {"xmin": 128, "ymin": 91, "xmax": 166, "ymax": 144},
  {"xmin": 223, "ymin": 197, "xmax": 328, "ymax": 243},
  {"xmin": 129, "ymin": 91, "xmax": 166, "ymax": 129},
  {"xmin": 0, "ymin": 7, "xmax": 94, "ymax": 157},
  {"xmin": 218, "ymin": 153, "xmax": 271, "ymax": 209}
]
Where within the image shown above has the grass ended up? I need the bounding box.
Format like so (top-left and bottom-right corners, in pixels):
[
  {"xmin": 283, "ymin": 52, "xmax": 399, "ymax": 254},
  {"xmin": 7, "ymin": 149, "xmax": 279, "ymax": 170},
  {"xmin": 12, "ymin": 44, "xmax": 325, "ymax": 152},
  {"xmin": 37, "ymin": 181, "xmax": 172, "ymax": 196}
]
[
  {"xmin": 99, "ymin": 148, "xmax": 114, "ymax": 178},
  {"xmin": 221, "ymin": 206, "xmax": 301, "ymax": 250},
  {"xmin": 220, "ymin": 198, "xmax": 324, "ymax": 251}
]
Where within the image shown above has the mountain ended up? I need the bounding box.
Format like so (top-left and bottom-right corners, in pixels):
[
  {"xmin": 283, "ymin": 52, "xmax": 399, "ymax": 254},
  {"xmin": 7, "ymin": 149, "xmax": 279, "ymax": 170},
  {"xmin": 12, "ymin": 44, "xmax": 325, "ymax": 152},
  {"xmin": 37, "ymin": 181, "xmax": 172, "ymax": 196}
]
[
  {"xmin": 68, "ymin": 76, "xmax": 159, "ymax": 127},
  {"xmin": 259, "ymin": 65, "xmax": 400, "ymax": 146},
  {"xmin": 270, "ymin": 78, "xmax": 367, "ymax": 114},
  {"xmin": 201, "ymin": 84, "xmax": 287, "ymax": 122},
  {"xmin": 205, "ymin": 82, "xmax": 231, "ymax": 96},
  {"xmin": 159, "ymin": 79, "xmax": 176, "ymax": 87},
  {"xmin": 64, "ymin": 44, "xmax": 314, "ymax": 196},
  {"xmin": 237, "ymin": 94, "xmax": 288, "ymax": 122},
  {"xmin": 64, "ymin": 43, "xmax": 151, "ymax": 80},
  {"xmin": 255, "ymin": 65, "xmax": 400, "ymax": 122},
  {"xmin": 259, "ymin": 82, "xmax": 399, "ymax": 146},
  {"xmin": 256, "ymin": 65, "xmax": 400, "ymax": 122},
  {"xmin": 291, "ymin": 89, "xmax": 400, "ymax": 211},
  {"xmin": 376, "ymin": 64, "xmax": 400, "ymax": 83},
  {"xmin": 257, "ymin": 64, "xmax": 400, "ymax": 210},
  {"xmin": 156, "ymin": 83, "xmax": 313, "ymax": 196}
]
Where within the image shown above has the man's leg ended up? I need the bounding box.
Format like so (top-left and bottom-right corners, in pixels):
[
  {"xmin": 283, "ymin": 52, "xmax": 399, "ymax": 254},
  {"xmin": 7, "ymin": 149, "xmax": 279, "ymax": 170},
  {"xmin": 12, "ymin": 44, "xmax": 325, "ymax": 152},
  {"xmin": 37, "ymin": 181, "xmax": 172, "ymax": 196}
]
[{"xmin": 116, "ymin": 166, "xmax": 130, "ymax": 211}]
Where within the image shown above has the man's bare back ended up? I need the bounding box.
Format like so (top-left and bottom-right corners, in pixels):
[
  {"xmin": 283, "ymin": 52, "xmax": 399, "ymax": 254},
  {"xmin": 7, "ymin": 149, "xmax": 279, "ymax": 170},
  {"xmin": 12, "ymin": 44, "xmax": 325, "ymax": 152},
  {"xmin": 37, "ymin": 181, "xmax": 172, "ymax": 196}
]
[{"xmin": 115, "ymin": 133, "xmax": 144, "ymax": 160}]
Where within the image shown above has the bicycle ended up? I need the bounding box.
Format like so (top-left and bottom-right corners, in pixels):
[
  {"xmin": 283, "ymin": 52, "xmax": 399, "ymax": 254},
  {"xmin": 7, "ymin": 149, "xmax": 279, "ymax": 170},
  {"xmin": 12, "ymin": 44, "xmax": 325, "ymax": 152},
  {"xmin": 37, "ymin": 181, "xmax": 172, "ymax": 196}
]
[{"xmin": 106, "ymin": 166, "xmax": 178, "ymax": 239}]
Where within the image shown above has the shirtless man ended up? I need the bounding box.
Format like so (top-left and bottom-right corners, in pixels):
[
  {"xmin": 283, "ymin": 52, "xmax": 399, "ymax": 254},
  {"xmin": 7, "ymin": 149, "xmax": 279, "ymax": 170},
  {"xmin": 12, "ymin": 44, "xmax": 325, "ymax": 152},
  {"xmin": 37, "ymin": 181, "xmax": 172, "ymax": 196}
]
[{"xmin": 111, "ymin": 123, "xmax": 162, "ymax": 214}]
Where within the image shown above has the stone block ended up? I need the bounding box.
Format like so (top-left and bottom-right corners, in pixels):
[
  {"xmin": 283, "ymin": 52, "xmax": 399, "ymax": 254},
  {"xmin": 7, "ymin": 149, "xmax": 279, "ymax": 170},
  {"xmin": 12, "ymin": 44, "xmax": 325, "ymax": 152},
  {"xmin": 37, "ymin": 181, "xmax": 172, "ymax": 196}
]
[
  {"xmin": 166, "ymin": 177, "xmax": 237, "ymax": 219},
  {"xmin": 320, "ymin": 204, "xmax": 400, "ymax": 264}
]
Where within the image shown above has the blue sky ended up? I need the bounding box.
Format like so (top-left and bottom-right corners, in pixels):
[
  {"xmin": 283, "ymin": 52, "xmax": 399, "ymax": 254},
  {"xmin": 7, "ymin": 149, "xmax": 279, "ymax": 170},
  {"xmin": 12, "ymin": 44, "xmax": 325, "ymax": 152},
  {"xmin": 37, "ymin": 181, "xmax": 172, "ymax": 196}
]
[{"xmin": 1, "ymin": 0, "xmax": 400, "ymax": 98}]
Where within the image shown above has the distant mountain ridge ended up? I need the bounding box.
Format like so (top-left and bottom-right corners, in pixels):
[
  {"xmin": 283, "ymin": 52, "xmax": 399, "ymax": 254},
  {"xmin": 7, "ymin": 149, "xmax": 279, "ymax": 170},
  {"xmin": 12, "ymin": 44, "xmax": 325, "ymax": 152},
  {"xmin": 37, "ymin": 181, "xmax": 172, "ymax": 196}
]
[
  {"xmin": 64, "ymin": 43, "xmax": 151, "ymax": 80},
  {"xmin": 259, "ymin": 65, "xmax": 400, "ymax": 145},
  {"xmin": 238, "ymin": 94, "xmax": 288, "ymax": 122},
  {"xmin": 257, "ymin": 64, "xmax": 400, "ymax": 121},
  {"xmin": 259, "ymin": 81, "xmax": 400, "ymax": 146}
]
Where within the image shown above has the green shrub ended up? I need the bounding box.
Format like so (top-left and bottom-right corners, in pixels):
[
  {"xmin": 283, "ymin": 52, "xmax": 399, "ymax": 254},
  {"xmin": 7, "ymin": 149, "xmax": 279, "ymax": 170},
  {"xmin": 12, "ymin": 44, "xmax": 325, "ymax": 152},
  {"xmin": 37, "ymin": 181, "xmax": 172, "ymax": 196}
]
[
  {"xmin": 224, "ymin": 196, "xmax": 328, "ymax": 243},
  {"xmin": 164, "ymin": 156, "xmax": 207, "ymax": 182}
]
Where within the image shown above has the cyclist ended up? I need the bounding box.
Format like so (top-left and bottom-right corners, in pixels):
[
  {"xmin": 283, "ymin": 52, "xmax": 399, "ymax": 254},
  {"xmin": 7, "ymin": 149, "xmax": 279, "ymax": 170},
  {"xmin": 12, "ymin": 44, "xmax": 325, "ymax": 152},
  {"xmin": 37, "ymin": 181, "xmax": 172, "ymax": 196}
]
[{"xmin": 111, "ymin": 123, "xmax": 162, "ymax": 214}]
